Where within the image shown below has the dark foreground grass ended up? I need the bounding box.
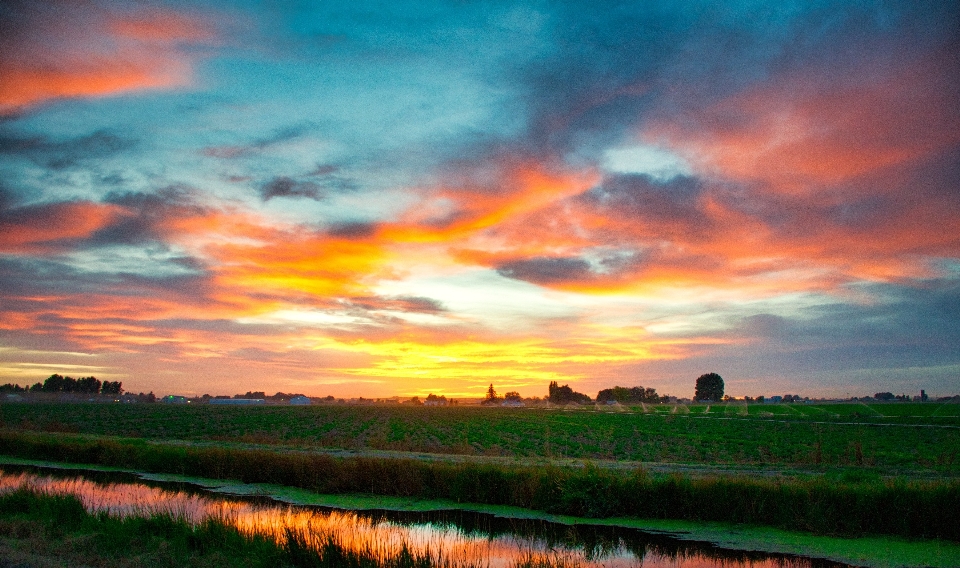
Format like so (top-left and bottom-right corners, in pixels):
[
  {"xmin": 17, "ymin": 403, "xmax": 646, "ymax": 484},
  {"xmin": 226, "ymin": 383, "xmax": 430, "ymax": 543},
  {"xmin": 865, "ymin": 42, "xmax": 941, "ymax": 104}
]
[
  {"xmin": 0, "ymin": 486, "xmax": 468, "ymax": 568},
  {"xmin": 2, "ymin": 401, "xmax": 957, "ymax": 470},
  {"xmin": 1, "ymin": 430, "xmax": 957, "ymax": 541}
]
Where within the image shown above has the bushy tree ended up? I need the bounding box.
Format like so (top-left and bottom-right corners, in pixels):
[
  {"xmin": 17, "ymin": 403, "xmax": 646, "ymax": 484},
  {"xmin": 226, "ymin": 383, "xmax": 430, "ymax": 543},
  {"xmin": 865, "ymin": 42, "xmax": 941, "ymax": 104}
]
[
  {"xmin": 76, "ymin": 376, "xmax": 101, "ymax": 394},
  {"xmin": 236, "ymin": 391, "xmax": 266, "ymax": 399},
  {"xmin": 694, "ymin": 373, "xmax": 724, "ymax": 402},
  {"xmin": 42, "ymin": 374, "xmax": 67, "ymax": 392},
  {"xmin": 548, "ymin": 381, "xmax": 592, "ymax": 404},
  {"xmin": 596, "ymin": 386, "xmax": 659, "ymax": 404}
]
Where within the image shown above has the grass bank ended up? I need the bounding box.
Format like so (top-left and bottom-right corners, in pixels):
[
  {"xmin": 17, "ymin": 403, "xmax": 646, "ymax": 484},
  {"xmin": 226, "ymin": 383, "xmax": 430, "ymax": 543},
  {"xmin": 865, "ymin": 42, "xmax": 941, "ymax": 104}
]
[
  {"xmin": 0, "ymin": 430, "xmax": 957, "ymax": 541},
  {"xmin": 4, "ymin": 457, "xmax": 959, "ymax": 568},
  {"xmin": 0, "ymin": 486, "xmax": 475, "ymax": 567}
]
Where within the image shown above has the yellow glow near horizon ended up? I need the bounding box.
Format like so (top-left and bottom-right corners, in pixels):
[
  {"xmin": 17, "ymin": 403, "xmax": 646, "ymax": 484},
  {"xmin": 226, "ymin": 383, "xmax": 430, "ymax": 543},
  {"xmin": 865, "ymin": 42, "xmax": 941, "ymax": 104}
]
[{"xmin": 297, "ymin": 331, "xmax": 736, "ymax": 396}]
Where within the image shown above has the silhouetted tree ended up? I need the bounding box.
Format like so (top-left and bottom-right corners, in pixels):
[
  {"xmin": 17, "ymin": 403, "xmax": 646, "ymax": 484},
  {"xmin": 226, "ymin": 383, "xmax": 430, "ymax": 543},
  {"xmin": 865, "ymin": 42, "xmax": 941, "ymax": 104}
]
[
  {"xmin": 482, "ymin": 384, "xmax": 502, "ymax": 405},
  {"xmin": 42, "ymin": 374, "xmax": 67, "ymax": 392},
  {"xmin": 596, "ymin": 386, "xmax": 659, "ymax": 404},
  {"xmin": 236, "ymin": 391, "xmax": 266, "ymax": 399},
  {"xmin": 548, "ymin": 381, "xmax": 592, "ymax": 404},
  {"xmin": 100, "ymin": 381, "xmax": 123, "ymax": 395},
  {"xmin": 694, "ymin": 373, "xmax": 724, "ymax": 402},
  {"xmin": 41, "ymin": 374, "xmax": 104, "ymax": 394},
  {"xmin": 76, "ymin": 376, "xmax": 101, "ymax": 394}
]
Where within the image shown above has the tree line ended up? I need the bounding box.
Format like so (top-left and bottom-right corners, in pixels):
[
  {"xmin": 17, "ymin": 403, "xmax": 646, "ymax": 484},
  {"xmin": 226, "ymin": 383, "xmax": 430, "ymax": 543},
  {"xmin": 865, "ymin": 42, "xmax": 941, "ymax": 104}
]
[{"xmin": 0, "ymin": 374, "xmax": 122, "ymax": 395}]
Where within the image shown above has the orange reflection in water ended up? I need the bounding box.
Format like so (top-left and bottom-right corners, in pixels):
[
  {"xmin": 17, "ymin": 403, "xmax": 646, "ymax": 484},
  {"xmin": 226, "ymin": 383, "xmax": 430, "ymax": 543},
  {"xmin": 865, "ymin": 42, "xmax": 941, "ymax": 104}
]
[{"xmin": 0, "ymin": 471, "xmax": 805, "ymax": 568}]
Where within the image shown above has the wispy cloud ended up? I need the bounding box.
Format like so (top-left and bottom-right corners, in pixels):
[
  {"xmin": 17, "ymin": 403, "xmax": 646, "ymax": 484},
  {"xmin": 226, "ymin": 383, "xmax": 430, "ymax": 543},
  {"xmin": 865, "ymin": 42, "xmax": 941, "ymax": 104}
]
[
  {"xmin": 0, "ymin": 1, "xmax": 221, "ymax": 115},
  {"xmin": 0, "ymin": 0, "xmax": 957, "ymax": 398}
]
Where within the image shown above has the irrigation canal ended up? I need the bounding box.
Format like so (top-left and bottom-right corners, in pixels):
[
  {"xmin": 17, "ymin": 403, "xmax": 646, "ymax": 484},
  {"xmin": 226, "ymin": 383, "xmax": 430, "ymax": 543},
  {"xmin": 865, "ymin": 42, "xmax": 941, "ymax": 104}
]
[{"xmin": 0, "ymin": 464, "xmax": 852, "ymax": 567}]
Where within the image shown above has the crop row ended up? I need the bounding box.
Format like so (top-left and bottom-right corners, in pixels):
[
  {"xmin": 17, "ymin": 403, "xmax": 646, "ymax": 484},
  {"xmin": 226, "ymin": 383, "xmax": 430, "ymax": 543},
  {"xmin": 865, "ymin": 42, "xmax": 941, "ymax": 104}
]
[{"xmin": 2, "ymin": 402, "xmax": 957, "ymax": 470}]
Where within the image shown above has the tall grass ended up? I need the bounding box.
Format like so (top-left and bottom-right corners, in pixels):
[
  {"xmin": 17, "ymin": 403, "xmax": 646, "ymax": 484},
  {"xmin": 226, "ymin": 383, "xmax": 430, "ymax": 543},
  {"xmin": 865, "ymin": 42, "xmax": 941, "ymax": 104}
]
[
  {"xmin": 0, "ymin": 486, "xmax": 484, "ymax": 567},
  {"xmin": 0, "ymin": 485, "xmax": 827, "ymax": 568},
  {"xmin": 0, "ymin": 429, "xmax": 957, "ymax": 540}
]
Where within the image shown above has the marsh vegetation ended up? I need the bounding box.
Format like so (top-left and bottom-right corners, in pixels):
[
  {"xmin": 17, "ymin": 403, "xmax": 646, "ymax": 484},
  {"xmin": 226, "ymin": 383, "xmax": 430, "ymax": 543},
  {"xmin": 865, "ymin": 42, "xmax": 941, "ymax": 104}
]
[{"xmin": 0, "ymin": 467, "xmax": 853, "ymax": 567}]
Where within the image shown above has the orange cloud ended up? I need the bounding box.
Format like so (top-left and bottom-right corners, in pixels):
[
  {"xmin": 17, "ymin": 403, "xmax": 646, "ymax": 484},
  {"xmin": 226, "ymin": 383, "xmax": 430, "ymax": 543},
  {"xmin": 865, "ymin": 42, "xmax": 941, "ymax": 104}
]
[
  {"xmin": 208, "ymin": 236, "xmax": 390, "ymax": 302},
  {"xmin": 0, "ymin": 201, "xmax": 127, "ymax": 253},
  {"xmin": 435, "ymin": 49, "xmax": 960, "ymax": 295},
  {"xmin": 385, "ymin": 161, "xmax": 599, "ymax": 243},
  {"xmin": 646, "ymin": 51, "xmax": 960, "ymax": 196},
  {"xmin": 82, "ymin": 201, "xmax": 396, "ymax": 322},
  {"xmin": 0, "ymin": 6, "xmax": 218, "ymax": 114}
]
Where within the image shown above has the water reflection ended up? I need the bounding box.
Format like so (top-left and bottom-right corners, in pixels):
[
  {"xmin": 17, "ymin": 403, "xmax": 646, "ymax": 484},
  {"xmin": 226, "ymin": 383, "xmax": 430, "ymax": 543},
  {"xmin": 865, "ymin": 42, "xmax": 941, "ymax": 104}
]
[{"xmin": 0, "ymin": 465, "xmax": 849, "ymax": 568}]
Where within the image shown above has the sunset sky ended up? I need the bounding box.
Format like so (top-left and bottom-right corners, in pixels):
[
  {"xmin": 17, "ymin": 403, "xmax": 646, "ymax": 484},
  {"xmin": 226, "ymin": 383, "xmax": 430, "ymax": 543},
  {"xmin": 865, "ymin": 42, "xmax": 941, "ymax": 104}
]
[{"xmin": 1, "ymin": 1, "xmax": 958, "ymax": 399}]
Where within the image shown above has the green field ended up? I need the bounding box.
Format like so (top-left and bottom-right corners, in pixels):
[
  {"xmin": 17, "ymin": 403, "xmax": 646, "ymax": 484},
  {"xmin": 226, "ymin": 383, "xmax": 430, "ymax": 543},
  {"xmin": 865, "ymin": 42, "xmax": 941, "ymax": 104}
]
[
  {"xmin": 1, "ymin": 401, "xmax": 958, "ymax": 473},
  {"xmin": 1, "ymin": 401, "xmax": 959, "ymax": 543}
]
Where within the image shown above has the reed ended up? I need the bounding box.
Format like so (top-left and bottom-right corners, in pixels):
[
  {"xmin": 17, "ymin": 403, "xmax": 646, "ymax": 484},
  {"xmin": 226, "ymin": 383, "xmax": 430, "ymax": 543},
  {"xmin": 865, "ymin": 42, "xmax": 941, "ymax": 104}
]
[
  {"xmin": 0, "ymin": 429, "xmax": 958, "ymax": 540},
  {"xmin": 0, "ymin": 487, "xmax": 481, "ymax": 567}
]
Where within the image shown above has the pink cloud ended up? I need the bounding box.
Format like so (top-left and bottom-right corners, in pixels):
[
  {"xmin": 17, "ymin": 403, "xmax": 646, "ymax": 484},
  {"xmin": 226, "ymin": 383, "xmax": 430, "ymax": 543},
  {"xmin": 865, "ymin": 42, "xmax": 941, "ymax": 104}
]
[
  {"xmin": 0, "ymin": 5, "xmax": 220, "ymax": 115},
  {"xmin": 0, "ymin": 201, "xmax": 128, "ymax": 253},
  {"xmin": 646, "ymin": 49, "xmax": 960, "ymax": 196}
]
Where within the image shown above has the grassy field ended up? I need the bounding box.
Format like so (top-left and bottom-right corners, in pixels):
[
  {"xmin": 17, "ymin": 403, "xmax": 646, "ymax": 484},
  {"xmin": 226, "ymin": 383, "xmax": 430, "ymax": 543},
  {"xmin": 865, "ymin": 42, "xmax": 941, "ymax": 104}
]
[
  {"xmin": 1, "ymin": 401, "xmax": 958, "ymax": 472},
  {"xmin": 1, "ymin": 429, "xmax": 958, "ymax": 541},
  {"xmin": 1, "ymin": 401, "xmax": 958, "ymax": 543}
]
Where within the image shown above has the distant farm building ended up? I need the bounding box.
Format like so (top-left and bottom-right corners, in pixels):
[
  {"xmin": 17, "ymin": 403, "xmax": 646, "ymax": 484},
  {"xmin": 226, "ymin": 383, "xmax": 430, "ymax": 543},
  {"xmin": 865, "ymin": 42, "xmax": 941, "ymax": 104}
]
[
  {"xmin": 209, "ymin": 398, "xmax": 265, "ymax": 405},
  {"xmin": 161, "ymin": 395, "xmax": 189, "ymax": 404},
  {"xmin": 289, "ymin": 395, "xmax": 311, "ymax": 405}
]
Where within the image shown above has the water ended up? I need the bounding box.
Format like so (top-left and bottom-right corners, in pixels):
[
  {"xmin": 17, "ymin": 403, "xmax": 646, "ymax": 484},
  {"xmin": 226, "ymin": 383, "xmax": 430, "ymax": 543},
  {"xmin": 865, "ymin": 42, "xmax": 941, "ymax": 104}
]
[{"xmin": 0, "ymin": 465, "xmax": 849, "ymax": 567}]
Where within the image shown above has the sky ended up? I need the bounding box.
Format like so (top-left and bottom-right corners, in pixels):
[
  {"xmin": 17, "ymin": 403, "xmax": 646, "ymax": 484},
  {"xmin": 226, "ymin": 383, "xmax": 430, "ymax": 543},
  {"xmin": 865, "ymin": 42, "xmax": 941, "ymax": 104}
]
[{"xmin": 1, "ymin": 0, "xmax": 958, "ymax": 399}]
